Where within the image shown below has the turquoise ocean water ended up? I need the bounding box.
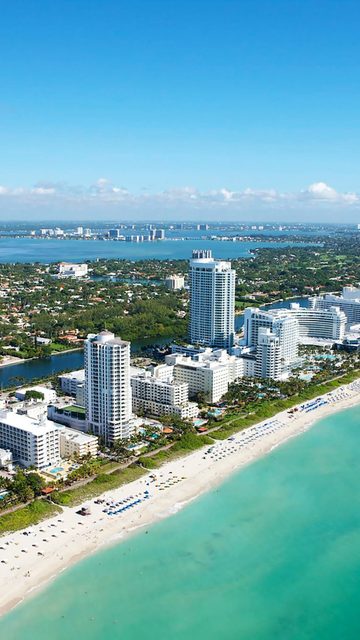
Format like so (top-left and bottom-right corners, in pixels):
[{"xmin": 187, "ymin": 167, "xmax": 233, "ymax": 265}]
[{"xmin": 1, "ymin": 405, "xmax": 360, "ymax": 639}]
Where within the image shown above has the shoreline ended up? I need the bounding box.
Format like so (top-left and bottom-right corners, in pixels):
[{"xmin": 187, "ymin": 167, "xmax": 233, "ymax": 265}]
[{"xmin": 1, "ymin": 378, "xmax": 360, "ymax": 618}]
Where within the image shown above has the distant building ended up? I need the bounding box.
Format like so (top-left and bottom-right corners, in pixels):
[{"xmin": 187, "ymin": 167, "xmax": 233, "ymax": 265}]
[
  {"xmin": 58, "ymin": 262, "xmax": 88, "ymax": 278},
  {"xmin": 271, "ymin": 303, "xmax": 346, "ymax": 341},
  {"xmin": 309, "ymin": 287, "xmax": 360, "ymax": 328},
  {"xmin": 0, "ymin": 411, "xmax": 60, "ymax": 469},
  {"xmin": 164, "ymin": 275, "xmax": 185, "ymax": 290},
  {"xmin": 189, "ymin": 250, "xmax": 235, "ymax": 350}
]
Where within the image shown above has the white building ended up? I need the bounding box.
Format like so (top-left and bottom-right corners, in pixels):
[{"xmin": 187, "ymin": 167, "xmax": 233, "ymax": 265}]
[
  {"xmin": 189, "ymin": 250, "xmax": 235, "ymax": 350},
  {"xmin": 15, "ymin": 385, "xmax": 57, "ymax": 404},
  {"xmin": 131, "ymin": 372, "xmax": 199, "ymax": 419},
  {"xmin": 165, "ymin": 349, "xmax": 243, "ymax": 403},
  {"xmin": 59, "ymin": 370, "xmax": 85, "ymax": 396},
  {"xmin": 0, "ymin": 412, "xmax": 60, "ymax": 469},
  {"xmin": 271, "ymin": 304, "xmax": 346, "ymax": 341},
  {"xmin": 309, "ymin": 287, "xmax": 360, "ymax": 328},
  {"xmin": 255, "ymin": 328, "xmax": 281, "ymax": 379},
  {"xmin": 0, "ymin": 448, "xmax": 13, "ymax": 468},
  {"xmin": 243, "ymin": 308, "xmax": 299, "ymax": 371},
  {"xmin": 164, "ymin": 274, "xmax": 185, "ymax": 290},
  {"xmin": 84, "ymin": 331, "xmax": 132, "ymax": 444},
  {"xmin": 58, "ymin": 262, "xmax": 88, "ymax": 278},
  {"xmin": 58, "ymin": 427, "xmax": 98, "ymax": 459}
]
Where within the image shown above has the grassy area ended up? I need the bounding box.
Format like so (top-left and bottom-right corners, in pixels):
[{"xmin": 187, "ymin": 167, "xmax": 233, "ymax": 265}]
[
  {"xmin": 0, "ymin": 500, "xmax": 62, "ymax": 535},
  {"xmin": 212, "ymin": 371, "xmax": 360, "ymax": 439},
  {"xmin": 139, "ymin": 432, "xmax": 214, "ymax": 469},
  {"xmin": 65, "ymin": 405, "xmax": 86, "ymax": 415},
  {"xmin": 51, "ymin": 464, "xmax": 146, "ymax": 506}
]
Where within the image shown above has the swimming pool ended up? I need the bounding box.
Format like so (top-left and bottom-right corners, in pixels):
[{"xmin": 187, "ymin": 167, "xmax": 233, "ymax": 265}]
[{"xmin": 49, "ymin": 467, "xmax": 64, "ymax": 474}]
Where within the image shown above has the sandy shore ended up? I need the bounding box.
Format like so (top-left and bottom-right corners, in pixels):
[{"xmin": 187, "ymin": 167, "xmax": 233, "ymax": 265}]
[{"xmin": 1, "ymin": 378, "xmax": 360, "ymax": 617}]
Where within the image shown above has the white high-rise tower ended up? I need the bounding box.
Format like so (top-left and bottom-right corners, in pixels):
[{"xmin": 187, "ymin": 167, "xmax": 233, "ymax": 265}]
[
  {"xmin": 84, "ymin": 331, "xmax": 132, "ymax": 444},
  {"xmin": 189, "ymin": 250, "xmax": 235, "ymax": 350}
]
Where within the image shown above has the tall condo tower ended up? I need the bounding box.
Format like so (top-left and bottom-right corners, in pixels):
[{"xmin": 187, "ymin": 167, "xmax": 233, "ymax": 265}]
[
  {"xmin": 189, "ymin": 249, "xmax": 235, "ymax": 350},
  {"xmin": 84, "ymin": 331, "xmax": 131, "ymax": 444}
]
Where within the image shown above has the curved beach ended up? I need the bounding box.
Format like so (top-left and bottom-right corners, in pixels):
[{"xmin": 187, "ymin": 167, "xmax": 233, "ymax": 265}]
[{"xmin": 1, "ymin": 378, "xmax": 360, "ymax": 617}]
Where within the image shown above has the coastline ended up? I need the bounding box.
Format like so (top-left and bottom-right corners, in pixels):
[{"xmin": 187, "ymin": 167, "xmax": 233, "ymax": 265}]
[{"xmin": 1, "ymin": 378, "xmax": 360, "ymax": 618}]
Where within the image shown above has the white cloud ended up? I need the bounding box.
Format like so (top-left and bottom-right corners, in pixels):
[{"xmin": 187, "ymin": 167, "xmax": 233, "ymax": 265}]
[{"xmin": 0, "ymin": 179, "xmax": 359, "ymax": 220}]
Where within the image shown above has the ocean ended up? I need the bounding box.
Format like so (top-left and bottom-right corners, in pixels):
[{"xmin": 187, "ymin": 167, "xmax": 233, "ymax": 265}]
[{"xmin": 1, "ymin": 405, "xmax": 360, "ymax": 639}]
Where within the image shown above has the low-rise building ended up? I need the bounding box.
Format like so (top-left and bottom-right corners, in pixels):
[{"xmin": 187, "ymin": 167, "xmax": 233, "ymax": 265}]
[
  {"xmin": 0, "ymin": 448, "xmax": 13, "ymax": 468},
  {"xmin": 15, "ymin": 385, "xmax": 57, "ymax": 404},
  {"xmin": 58, "ymin": 427, "xmax": 98, "ymax": 459},
  {"xmin": 131, "ymin": 372, "xmax": 199, "ymax": 419},
  {"xmin": 47, "ymin": 404, "xmax": 87, "ymax": 432},
  {"xmin": 59, "ymin": 370, "xmax": 85, "ymax": 396},
  {"xmin": 0, "ymin": 411, "xmax": 60, "ymax": 469}
]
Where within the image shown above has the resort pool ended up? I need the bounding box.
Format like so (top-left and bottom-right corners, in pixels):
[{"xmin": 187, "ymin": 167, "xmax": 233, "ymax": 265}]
[{"xmin": 49, "ymin": 467, "xmax": 64, "ymax": 474}]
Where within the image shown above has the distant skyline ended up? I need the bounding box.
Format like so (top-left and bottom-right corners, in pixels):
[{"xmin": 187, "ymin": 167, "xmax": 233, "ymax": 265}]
[{"xmin": 1, "ymin": 0, "xmax": 360, "ymax": 222}]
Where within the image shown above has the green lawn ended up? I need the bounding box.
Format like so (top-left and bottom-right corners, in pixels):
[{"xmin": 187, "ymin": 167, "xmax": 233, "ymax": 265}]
[
  {"xmin": 139, "ymin": 433, "xmax": 214, "ymax": 469},
  {"xmin": 51, "ymin": 464, "xmax": 146, "ymax": 506},
  {"xmin": 0, "ymin": 500, "xmax": 62, "ymax": 535}
]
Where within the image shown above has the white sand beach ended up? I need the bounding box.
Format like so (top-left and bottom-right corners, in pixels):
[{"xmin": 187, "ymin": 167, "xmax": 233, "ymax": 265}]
[{"xmin": 1, "ymin": 378, "xmax": 360, "ymax": 617}]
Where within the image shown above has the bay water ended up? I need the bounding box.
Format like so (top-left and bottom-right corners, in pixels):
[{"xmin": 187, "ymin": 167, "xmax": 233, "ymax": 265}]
[{"xmin": 1, "ymin": 405, "xmax": 360, "ymax": 639}]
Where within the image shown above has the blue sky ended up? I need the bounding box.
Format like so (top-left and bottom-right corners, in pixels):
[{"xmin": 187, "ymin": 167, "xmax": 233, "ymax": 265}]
[{"xmin": 1, "ymin": 0, "xmax": 360, "ymax": 221}]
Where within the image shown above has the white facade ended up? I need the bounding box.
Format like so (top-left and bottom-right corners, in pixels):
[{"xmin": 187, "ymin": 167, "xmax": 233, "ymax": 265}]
[
  {"xmin": 255, "ymin": 328, "xmax": 281, "ymax": 379},
  {"xmin": 0, "ymin": 448, "xmax": 13, "ymax": 467},
  {"xmin": 271, "ymin": 304, "xmax": 346, "ymax": 340},
  {"xmin": 15, "ymin": 386, "xmax": 57, "ymax": 404},
  {"xmin": 131, "ymin": 372, "xmax": 199, "ymax": 419},
  {"xmin": 58, "ymin": 427, "xmax": 98, "ymax": 459},
  {"xmin": 0, "ymin": 412, "xmax": 60, "ymax": 469},
  {"xmin": 165, "ymin": 349, "xmax": 243, "ymax": 403},
  {"xmin": 243, "ymin": 308, "xmax": 299, "ymax": 370},
  {"xmin": 59, "ymin": 370, "xmax": 85, "ymax": 396},
  {"xmin": 58, "ymin": 262, "xmax": 88, "ymax": 278},
  {"xmin": 164, "ymin": 274, "xmax": 185, "ymax": 290},
  {"xmin": 309, "ymin": 287, "xmax": 360, "ymax": 327},
  {"xmin": 189, "ymin": 250, "xmax": 235, "ymax": 350},
  {"xmin": 84, "ymin": 331, "xmax": 132, "ymax": 444}
]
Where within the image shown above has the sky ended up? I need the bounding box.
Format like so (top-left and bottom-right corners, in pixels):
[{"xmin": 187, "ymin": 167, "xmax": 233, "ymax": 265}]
[{"xmin": 1, "ymin": 0, "xmax": 360, "ymax": 222}]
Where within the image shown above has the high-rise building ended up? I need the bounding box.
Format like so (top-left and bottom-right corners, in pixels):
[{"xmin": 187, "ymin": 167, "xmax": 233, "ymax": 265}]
[
  {"xmin": 84, "ymin": 331, "xmax": 132, "ymax": 444},
  {"xmin": 255, "ymin": 328, "xmax": 281, "ymax": 379},
  {"xmin": 189, "ymin": 250, "xmax": 235, "ymax": 350},
  {"xmin": 164, "ymin": 274, "xmax": 185, "ymax": 290},
  {"xmin": 243, "ymin": 308, "xmax": 299, "ymax": 371}
]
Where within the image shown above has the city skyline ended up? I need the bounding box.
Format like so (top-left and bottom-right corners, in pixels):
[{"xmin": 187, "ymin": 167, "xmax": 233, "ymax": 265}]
[{"xmin": 1, "ymin": 1, "xmax": 360, "ymax": 221}]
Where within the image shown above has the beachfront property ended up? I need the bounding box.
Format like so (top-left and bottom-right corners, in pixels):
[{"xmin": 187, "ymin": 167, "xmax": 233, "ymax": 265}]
[
  {"xmin": 255, "ymin": 328, "xmax": 281, "ymax": 379},
  {"xmin": 58, "ymin": 262, "xmax": 88, "ymax": 278},
  {"xmin": 0, "ymin": 411, "xmax": 60, "ymax": 469},
  {"xmin": 243, "ymin": 308, "xmax": 299, "ymax": 377},
  {"xmin": 309, "ymin": 286, "xmax": 360, "ymax": 328},
  {"xmin": 164, "ymin": 274, "xmax": 185, "ymax": 290},
  {"xmin": 189, "ymin": 250, "xmax": 235, "ymax": 350},
  {"xmin": 165, "ymin": 349, "xmax": 244, "ymax": 403},
  {"xmin": 58, "ymin": 426, "xmax": 98, "ymax": 459},
  {"xmin": 59, "ymin": 369, "xmax": 85, "ymax": 397},
  {"xmin": 271, "ymin": 303, "xmax": 347, "ymax": 341},
  {"xmin": 84, "ymin": 331, "xmax": 132, "ymax": 444},
  {"xmin": 130, "ymin": 371, "xmax": 199, "ymax": 419}
]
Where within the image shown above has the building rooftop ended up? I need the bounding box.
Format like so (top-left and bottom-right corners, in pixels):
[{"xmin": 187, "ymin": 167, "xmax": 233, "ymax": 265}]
[{"xmin": 0, "ymin": 411, "xmax": 58, "ymax": 436}]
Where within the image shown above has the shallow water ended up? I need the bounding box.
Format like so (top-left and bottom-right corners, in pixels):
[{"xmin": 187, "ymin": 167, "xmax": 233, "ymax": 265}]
[{"xmin": 1, "ymin": 405, "xmax": 360, "ymax": 639}]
